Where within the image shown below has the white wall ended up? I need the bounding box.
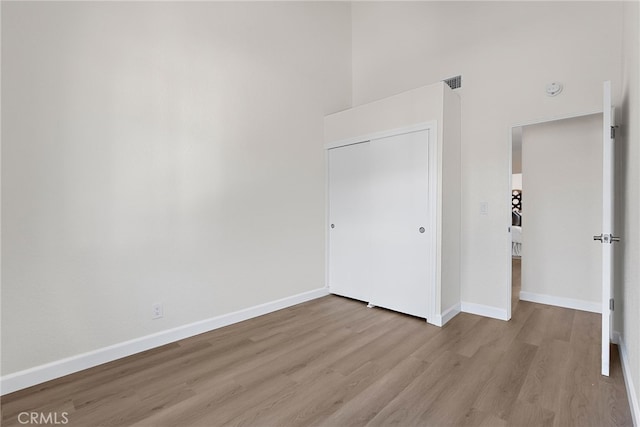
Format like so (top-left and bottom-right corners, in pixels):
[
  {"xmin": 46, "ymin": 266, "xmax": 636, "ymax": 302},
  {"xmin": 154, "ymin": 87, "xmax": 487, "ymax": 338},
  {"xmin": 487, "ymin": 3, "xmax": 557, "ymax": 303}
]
[
  {"xmin": 351, "ymin": 1, "xmax": 623, "ymax": 314},
  {"xmin": 1, "ymin": 2, "xmax": 351, "ymax": 376},
  {"xmin": 520, "ymin": 114, "xmax": 602, "ymax": 307},
  {"xmin": 618, "ymin": 0, "xmax": 640, "ymax": 419},
  {"xmin": 3, "ymin": 3, "xmax": 638, "ymax": 413}
]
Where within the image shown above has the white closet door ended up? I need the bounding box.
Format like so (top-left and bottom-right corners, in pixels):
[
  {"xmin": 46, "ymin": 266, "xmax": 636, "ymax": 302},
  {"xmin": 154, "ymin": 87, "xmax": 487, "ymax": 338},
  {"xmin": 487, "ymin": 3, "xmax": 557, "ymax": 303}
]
[
  {"xmin": 368, "ymin": 130, "xmax": 430, "ymax": 318},
  {"xmin": 328, "ymin": 142, "xmax": 372, "ymax": 302}
]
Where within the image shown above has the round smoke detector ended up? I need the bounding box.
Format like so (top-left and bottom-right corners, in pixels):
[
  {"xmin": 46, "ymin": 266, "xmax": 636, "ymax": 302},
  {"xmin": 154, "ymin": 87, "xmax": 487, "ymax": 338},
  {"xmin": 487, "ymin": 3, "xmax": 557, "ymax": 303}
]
[{"xmin": 546, "ymin": 82, "xmax": 563, "ymax": 97}]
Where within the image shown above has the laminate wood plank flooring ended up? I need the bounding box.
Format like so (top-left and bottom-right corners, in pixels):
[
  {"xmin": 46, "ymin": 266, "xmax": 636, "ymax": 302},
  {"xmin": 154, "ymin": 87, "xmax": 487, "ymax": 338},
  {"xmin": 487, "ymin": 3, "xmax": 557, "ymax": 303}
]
[
  {"xmin": 512, "ymin": 257, "xmax": 522, "ymax": 314},
  {"xmin": 1, "ymin": 295, "xmax": 633, "ymax": 426}
]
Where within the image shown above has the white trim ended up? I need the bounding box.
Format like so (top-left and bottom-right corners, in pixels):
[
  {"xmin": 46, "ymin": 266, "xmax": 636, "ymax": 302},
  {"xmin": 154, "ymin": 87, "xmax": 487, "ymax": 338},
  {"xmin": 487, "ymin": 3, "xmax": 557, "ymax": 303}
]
[
  {"xmin": 427, "ymin": 124, "xmax": 438, "ymax": 325},
  {"xmin": 460, "ymin": 301, "xmax": 509, "ymax": 321},
  {"xmin": 616, "ymin": 333, "xmax": 640, "ymax": 426},
  {"xmin": 325, "ymin": 121, "xmax": 436, "ymax": 150},
  {"xmin": 0, "ymin": 288, "xmax": 329, "ymax": 396},
  {"xmin": 432, "ymin": 302, "xmax": 461, "ymax": 327},
  {"xmin": 506, "ymin": 127, "xmax": 514, "ymax": 321},
  {"xmin": 324, "ymin": 148, "xmax": 331, "ymax": 289},
  {"xmin": 511, "ymin": 109, "xmax": 603, "ymax": 129},
  {"xmin": 519, "ymin": 291, "xmax": 601, "ymax": 313},
  {"xmin": 612, "ymin": 330, "xmax": 621, "ymax": 345}
]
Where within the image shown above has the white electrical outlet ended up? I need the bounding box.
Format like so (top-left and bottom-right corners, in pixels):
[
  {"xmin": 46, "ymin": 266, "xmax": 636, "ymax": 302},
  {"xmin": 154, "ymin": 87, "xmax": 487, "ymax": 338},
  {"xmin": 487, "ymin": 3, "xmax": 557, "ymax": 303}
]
[{"xmin": 152, "ymin": 303, "xmax": 163, "ymax": 319}]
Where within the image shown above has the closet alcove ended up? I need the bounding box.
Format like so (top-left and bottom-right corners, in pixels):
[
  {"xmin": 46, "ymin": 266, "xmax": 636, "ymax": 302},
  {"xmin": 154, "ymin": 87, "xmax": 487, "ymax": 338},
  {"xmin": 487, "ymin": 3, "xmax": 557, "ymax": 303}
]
[{"xmin": 324, "ymin": 82, "xmax": 461, "ymax": 326}]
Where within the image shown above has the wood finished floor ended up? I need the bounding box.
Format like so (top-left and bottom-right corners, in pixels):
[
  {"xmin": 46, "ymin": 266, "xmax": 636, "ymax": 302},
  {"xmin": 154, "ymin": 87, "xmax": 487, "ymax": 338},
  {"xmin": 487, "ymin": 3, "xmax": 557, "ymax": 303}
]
[
  {"xmin": 512, "ymin": 257, "xmax": 522, "ymax": 315},
  {"xmin": 1, "ymin": 294, "xmax": 632, "ymax": 427}
]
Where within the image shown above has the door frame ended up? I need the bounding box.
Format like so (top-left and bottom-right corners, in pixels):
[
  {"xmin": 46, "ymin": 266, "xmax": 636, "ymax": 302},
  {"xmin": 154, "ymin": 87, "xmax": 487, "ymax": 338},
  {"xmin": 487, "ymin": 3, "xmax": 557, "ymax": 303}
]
[
  {"xmin": 325, "ymin": 121, "xmax": 439, "ymax": 324},
  {"xmin": 505, "ymin": 109, "xmax": 603, "ymax": 319}
]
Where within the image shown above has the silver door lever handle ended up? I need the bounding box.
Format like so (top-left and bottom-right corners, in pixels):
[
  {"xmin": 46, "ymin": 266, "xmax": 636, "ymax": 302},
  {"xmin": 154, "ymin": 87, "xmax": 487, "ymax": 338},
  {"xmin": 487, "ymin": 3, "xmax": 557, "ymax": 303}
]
[{"xmin": 593, "ymin": 234, "xmax": 621, "ymax": 243}]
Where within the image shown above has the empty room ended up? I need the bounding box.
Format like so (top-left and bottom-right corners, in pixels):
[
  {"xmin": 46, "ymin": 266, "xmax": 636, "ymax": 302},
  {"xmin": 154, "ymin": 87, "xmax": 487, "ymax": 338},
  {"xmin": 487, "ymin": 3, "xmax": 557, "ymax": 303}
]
[{"xmin": 1, "ymin": 1, "xmax": 639, "ymax": 426}]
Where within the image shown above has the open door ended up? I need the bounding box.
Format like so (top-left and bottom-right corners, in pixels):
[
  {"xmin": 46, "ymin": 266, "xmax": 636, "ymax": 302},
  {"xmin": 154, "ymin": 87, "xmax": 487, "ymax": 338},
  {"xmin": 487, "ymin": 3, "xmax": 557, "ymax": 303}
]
[{"xmin": 597, "ymin": 81, "xmax": 617, "ymax": 376}]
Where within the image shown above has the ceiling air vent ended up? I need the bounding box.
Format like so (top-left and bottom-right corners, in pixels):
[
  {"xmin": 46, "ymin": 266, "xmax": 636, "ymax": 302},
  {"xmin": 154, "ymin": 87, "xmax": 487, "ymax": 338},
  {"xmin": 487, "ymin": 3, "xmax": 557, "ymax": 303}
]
[{"xmin": 443, "ymin": 75, "xmax": 462, "ymax": 90}]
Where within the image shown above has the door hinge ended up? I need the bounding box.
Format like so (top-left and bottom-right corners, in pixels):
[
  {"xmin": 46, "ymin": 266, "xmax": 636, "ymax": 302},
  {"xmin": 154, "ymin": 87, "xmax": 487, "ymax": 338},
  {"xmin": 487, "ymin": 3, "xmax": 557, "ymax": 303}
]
[
  {"xmin": 610, "ymin": 298, "xmax": 614, "ymax": 311},
  {"xmin": 611, "ymin": 125, "xmax": 618, "ymax": 139}
]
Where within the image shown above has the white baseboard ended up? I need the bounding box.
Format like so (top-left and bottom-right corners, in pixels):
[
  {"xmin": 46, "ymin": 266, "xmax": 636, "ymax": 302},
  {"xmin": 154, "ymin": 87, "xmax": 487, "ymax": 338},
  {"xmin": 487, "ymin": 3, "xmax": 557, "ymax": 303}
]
[
  {"xmin": 519, "ymin": 291, "xmax": 601, "ymax": 313},
  {"xmin": 432, "ymin": 302, "xmax": 461, "ymax": 327},
  {"xmin": 615, "ymin": 332, "xmax": 640, "ymax": 427},
  {"xmin": 0, "ymin": 287, "xmax": 330, "ymax": 396},
  {"xmin": 460, "ymin": 301, "xmax": 509, "ymax": 321},
  {"xmin": 612, "ymin": 330, "xmax": 621, "ymax": 345}
]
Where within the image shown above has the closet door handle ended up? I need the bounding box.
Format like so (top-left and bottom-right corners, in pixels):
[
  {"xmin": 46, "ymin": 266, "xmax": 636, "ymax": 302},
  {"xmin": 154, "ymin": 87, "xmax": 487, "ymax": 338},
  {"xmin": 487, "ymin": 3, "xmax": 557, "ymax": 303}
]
[{"xmin": 419, "ymin": 227, "xmax": 425, "ymax": 233}]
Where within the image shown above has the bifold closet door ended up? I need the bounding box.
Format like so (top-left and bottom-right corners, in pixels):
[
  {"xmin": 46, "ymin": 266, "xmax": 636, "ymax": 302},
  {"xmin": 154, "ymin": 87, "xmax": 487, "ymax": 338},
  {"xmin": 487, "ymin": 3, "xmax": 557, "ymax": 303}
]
[
  {"xmin": 328, "ymin": 142, "xmax": 372, "ymax": 302},
  {"xmin": 368, "ymin": 130, "xmax": 430, "ymax": 318}
]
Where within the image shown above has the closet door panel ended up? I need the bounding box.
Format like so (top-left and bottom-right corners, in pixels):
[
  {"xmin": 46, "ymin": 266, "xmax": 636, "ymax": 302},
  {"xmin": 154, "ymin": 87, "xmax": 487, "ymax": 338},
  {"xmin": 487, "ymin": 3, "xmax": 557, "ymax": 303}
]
[
  {"xmin": 328, "ymin": 142, "xmax": 372, "ymax": 302},
  {"xmin": 368, "ymin": 130, "xmax": 430, "ymax": 318}
]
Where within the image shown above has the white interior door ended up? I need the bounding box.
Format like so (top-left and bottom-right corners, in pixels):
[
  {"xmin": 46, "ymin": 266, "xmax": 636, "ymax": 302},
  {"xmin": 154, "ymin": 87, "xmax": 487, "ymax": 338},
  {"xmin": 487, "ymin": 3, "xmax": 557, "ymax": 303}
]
[
  {"xmin": 368, "ymin": 130, "xmax": 430, "ymax": 318},
  {"xmin": 600, "ymin": 81, "xmax": 615, "ymax": 376},
  {"xmin": 328, "ymin": 142, "xmax": 372, "ymax": 302}
]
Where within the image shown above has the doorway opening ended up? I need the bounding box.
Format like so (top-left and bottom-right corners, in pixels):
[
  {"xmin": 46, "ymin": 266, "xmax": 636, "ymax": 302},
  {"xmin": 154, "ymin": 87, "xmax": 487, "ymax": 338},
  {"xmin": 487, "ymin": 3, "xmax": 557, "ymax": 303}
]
[
  {"xmin": 510, "ymin": 127, "xmax": 523, "ymax": 314},
  {"xmin": 507, "ymin": 112, "xmax": 603, "ymax": 319}
]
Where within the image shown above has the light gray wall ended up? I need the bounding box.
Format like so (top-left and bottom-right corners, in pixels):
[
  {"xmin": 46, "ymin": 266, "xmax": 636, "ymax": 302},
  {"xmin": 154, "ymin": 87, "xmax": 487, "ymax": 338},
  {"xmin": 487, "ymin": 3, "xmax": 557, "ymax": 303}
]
[
  {"xmin": 2, "ymin": 3, "xmax": 638, "ymax": 414},
  {"xmin": 351, "ymin": 1, "xmax": 624, "ymax": 314},
  {"xmin": 521, "ymin": 114, "xmax": 602, "ymax": 305},
  {"xmin": 618, "ymin": 0, "xmax": 640, "ymax": 416},
  {"xmin": 1, "ymin": 1, "xmax": 351, "ymax": 375}
]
